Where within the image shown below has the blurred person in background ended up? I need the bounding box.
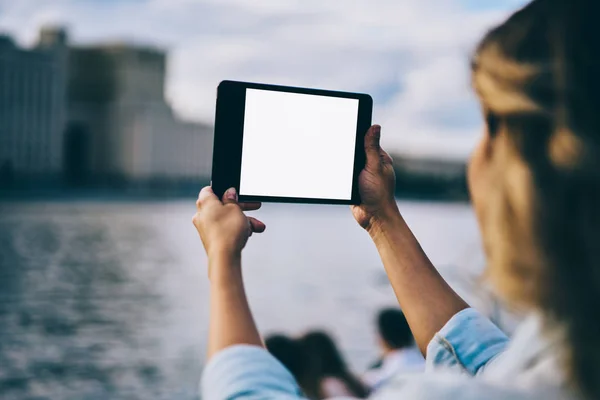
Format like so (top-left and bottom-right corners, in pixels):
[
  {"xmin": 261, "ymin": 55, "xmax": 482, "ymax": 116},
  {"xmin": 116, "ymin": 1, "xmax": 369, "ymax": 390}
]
[
  {"xmin": 194, "ymin": 0, "xmax": 600, "ymax": 399},
  {"xmin": 300, "ymin": 331, "xmax": 369, "ymax": 399},
  {"xmin": 363, "ymin": 308, "xmax": 424, "ymax": 392},
  {"xmin": 265, "ymin": 334, "xmax": 306, "ymax": 388}
]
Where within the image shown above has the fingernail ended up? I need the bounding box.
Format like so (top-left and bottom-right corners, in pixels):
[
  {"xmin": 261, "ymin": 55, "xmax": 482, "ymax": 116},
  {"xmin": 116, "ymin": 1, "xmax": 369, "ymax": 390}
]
[
  {"xmin": 373, "ymin": 125, "xmax": 381, "ymax": 135},
  {"xmin": 225, "ymin": 187, "xmax": 237, "ymax": 200}
]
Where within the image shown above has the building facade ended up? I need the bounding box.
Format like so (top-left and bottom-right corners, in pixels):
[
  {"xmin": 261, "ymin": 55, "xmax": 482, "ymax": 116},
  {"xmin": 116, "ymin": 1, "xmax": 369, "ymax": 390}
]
[
  {"xmin": 0, "ymin": 27, "xmax": 213, "ymax": 187},
  {"xmin": 67, "ymin": 42, "xmax": 213, "ymax": 183},
  {"xmin": 0, "ymin": 27, "xmax": 68, "ymax": 181}
]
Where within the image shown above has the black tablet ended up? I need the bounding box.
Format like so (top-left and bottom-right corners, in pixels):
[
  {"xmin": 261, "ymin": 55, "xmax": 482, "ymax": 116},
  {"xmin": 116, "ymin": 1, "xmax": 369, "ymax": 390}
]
[{"xmin": 211, "ymin": 80, "xmax": 373, "ymax": 205}]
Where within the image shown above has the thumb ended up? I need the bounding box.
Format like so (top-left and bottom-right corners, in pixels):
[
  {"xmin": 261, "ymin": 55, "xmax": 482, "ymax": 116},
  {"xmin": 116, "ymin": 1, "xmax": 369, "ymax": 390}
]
[
  {"xmin": 222, "ymin": 187, "xmax": 238, "ymax": 205},
  {"xmin": 365, "ymin": 125, "xmax": 382, "ymax": 170}
]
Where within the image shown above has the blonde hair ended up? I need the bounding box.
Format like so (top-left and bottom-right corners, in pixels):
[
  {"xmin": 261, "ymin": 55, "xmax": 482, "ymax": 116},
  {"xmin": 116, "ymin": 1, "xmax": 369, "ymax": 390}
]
[{"xmin": 472, "ymin": 0, "xmax": 600, "ymax": 397}]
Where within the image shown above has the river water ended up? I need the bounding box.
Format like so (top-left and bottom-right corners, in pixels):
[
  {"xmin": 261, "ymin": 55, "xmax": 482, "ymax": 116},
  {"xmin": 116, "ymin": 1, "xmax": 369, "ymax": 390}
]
[{"xmin": 0, "ymin": 199, "xmax": 514, "ymax": 399}]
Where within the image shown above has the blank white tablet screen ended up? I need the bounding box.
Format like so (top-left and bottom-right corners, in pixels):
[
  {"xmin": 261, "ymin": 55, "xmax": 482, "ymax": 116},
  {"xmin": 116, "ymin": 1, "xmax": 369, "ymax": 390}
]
[{"xmin": 239, "ymin": 89, "xmax": 359, "ymax": 200}]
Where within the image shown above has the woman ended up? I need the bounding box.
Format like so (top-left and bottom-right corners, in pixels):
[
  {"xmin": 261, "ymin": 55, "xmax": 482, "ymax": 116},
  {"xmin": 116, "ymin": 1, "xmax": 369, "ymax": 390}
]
[
  {"xmin": 194, "ymin": 0, "xmax": 600, "ymax": 399},
  {"xmin": 300, "ymin": 331, "xmax": 369, "ymax": 399}
]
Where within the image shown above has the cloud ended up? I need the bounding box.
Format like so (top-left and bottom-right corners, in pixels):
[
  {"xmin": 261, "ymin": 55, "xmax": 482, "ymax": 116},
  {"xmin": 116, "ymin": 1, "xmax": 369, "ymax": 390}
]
[{"xmin": 0, "ymin": 0, "xmax": 527, "ymax": 159}]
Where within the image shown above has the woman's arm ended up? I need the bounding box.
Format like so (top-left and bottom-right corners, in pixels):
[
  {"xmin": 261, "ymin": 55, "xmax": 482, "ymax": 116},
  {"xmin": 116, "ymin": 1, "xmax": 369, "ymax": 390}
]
[
  {"xmin": 207, "ymin": 252, "xmax": 262, "ymax": 358},
  {"xmin": 352, "ymin": 125, "xmax": 469, "ymax": 355},
  {"xmin": 193, "ymin": 186, "xmax": 265, "ymax": 359},
  {"xmin": 193, "ymin": 187, "xmax": 306, "ymax": 400},
  {"xmin": 369, "ymin": 207, "xmax": 469, "ymax": 355}
]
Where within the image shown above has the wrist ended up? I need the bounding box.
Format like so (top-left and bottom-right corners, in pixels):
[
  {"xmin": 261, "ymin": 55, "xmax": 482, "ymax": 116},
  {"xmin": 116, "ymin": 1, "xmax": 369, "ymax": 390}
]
[
  {"xmin": 208, "ymin": 244, "xmax": 241, "ymax": 262},
  {"xmin": 207, "ymin": 248, "xmax": 242, "ymax": 282},
  {"xmin": 367, "ymin": 204, "xmax": 406, "ymax": 241}
]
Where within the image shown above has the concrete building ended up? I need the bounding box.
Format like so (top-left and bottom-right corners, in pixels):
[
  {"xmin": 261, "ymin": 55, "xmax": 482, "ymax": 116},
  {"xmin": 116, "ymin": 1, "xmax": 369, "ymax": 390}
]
[
  {"xmin": 67, "ymin": 42, "xmax": 213, "ymax": 183},
  {"xmin": 391, "ymin": 154, "xmax": 468, "ymax": 200},
  {"xmin": 0, "ymin": 27, "xmax": 68, "ymax": 181},
  {"xmin": 393, "ymin": 155, "xmax": 466, "ymax": 180}
]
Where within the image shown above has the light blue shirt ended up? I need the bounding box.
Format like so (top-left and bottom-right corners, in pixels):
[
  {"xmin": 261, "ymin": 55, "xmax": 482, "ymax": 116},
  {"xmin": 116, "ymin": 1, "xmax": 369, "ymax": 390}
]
[{"xmin": 201, "ymin": 308, "xmax": 575, "ymax": 400}]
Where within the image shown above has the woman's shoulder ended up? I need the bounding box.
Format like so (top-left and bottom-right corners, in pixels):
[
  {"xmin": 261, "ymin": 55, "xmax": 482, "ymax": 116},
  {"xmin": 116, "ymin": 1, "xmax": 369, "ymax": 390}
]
[{"xmin": 370, "ymin": 373, "xmax": 569, "ymax": 400}]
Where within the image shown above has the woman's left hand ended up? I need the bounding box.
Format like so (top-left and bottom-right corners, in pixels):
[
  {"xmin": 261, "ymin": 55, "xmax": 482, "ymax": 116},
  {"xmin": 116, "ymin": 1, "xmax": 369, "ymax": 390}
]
[
  {"xmin": 192, "ymin": 186, "xmax": 266, "ymax": 262},
  {"xmin": 195, "ymin": 187, "xmax": 266, "ymax": 359}
]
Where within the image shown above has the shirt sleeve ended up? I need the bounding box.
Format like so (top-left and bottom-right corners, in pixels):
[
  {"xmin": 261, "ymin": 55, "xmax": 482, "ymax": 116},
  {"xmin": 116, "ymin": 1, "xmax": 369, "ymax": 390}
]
[
  {"xmin": 200, "ymin": 345, "xmax": 306, "ymax": 400},
  {"xmin": 425, "ymin": 308, "xmax": 509, "ymax": 376}
]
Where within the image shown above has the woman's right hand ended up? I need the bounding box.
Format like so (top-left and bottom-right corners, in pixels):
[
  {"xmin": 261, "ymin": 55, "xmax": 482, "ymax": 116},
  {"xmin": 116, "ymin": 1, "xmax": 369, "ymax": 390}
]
[
  {"xmin": 352, "ymin": 126, "xmax": 469, "ymax": 355},
  {"xmin": 351, "ymin": 125, "xmax": 399, "ymax": 233}
]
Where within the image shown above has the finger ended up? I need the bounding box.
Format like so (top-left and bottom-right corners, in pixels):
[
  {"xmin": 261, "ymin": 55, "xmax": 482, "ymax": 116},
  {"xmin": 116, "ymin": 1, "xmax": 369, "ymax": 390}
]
[
  {"xmin": 222, "ymin": 187, "xmax": 238, "ymax": 205},
  {"xmin": 246, "ymin": 219, "xmax": 253, "ymax": 238},
  {"xmin": 380, "ymin": 149, "xmax": 393, "ymax": 165},
  {"xmin": 365, "ymin": 125, "xmax": 382, "ymax": 170},
  {"xmin": 196, "ymin": 186, "xmax": 220, "ymax": 209},
  {"xmin": 240, "ymin": 202, "xmax": 262, "ymax": 212},
  {"xmin": 248, "ymin": 217, "xmax": 266, "ymax": 233}
]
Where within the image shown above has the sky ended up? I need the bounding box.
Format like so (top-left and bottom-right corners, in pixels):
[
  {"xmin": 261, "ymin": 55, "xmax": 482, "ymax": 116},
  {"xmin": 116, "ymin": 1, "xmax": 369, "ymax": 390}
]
[{"xmin": 0, "ymin": 0, "xmax": 528, "ymax": 160}]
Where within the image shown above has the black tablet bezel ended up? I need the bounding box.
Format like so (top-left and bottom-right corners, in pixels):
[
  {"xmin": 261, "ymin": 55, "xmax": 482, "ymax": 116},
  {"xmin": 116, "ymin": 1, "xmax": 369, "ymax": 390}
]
[{"xmin": 211, "ymin": 80, "xmax": 373, "ymax": 205}]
